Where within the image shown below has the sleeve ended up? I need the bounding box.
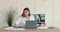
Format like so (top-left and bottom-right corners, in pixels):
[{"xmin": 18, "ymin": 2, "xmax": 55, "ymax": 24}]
[{"xmin": 14, "ymin": 17, "xmax": 26, "ymax": 27}]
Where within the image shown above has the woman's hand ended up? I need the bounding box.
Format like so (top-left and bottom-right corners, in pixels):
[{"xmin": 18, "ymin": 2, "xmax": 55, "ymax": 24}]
[{"xmin": 14, "ymin": 24, "xmax": 20, "ymax": 28}]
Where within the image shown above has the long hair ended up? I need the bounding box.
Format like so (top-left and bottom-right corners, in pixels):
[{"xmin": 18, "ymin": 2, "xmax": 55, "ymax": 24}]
[{"xmin": 21, "ymin": 7, "xmax": 31, "ymax": 17}]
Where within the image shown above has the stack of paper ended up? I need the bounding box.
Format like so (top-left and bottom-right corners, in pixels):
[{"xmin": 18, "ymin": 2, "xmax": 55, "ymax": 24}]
[
  {"xmin": 4, "ymin": 27, "xmax": 25, "ymax": 30},
  {"xmin": 37, "ymin": 26, "xmax": 48, "ymax": 29}
]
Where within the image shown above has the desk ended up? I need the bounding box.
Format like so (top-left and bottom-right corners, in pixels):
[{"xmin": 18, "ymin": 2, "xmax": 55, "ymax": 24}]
[{"xmin": 0, "ymin": 28, "xmax": 60, "ymax": 32}]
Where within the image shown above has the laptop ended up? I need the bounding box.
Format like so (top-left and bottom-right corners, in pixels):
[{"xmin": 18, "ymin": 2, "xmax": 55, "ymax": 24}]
[{"xmin": 25, "ymin": 20, "xmax": 37, "ymax": 28}]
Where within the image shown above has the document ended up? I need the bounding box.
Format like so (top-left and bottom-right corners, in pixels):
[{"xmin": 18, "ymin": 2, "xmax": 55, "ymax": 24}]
[
  {"xmin": 37, "ymin": 26, "xmax": 48, "ymax": 29},
  {"xmin": 4, "ymin": 27, "xmax": 25, "ymax": 30}
]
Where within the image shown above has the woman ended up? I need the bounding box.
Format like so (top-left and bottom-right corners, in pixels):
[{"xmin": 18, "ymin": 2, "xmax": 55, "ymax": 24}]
[{"xmin": 14, "ymin": 7, "xmax": 35, "ymax": 28}]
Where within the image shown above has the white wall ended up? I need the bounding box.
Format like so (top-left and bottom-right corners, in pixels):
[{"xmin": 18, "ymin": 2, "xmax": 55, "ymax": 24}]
[
  {"xmin": 45, "ymin": 0, "xmax": 54, "ymax": 27},
  {"xmin": 54, "ymin": 0, "xmax": 60, "ymax": 28}
]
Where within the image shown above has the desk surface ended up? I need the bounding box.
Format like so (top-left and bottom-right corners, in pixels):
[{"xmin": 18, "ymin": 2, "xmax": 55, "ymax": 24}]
[{"xmin": 0, "ymin": 28, "xmax": 60, "ymax": 32}]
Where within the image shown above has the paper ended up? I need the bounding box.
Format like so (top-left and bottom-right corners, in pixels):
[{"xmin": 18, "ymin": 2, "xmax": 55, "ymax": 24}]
[
  {"xmin": 4, "ymin": 27, "xmax": 25, "ymax": 30},
  {"xmin": 37, "ymin": 26, "xmax": 48, "ymax": 29}
]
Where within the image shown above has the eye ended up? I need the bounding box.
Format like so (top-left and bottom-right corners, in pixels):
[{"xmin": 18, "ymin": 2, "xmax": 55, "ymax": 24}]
[{"xmin": 24, "ymin": 12, "xmax": 27, "ymax": 13}]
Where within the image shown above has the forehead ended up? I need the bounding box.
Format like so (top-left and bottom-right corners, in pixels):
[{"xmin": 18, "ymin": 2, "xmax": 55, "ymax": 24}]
[{"xmin": 24, "ymin": 10, "xmax": 29, "ymax": 12}]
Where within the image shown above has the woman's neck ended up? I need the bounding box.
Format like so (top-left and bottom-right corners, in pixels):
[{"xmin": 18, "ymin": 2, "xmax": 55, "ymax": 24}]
[{"xmin": 25, "ymin": 16, "xmax": 30, "ymax": 19}]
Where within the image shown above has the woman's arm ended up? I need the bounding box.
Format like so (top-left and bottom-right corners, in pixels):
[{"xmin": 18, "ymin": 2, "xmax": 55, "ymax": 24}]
[
  {"xmin": 13, "ymin": 17, "xmax": 26, "ymax": 28},
  {"xmin": 13, "ymin": 18, "xmax": 21, "ymax": 28},
  {"xmin": 14, "ymin": 23, "xmax": 20, "ymax": 28}
]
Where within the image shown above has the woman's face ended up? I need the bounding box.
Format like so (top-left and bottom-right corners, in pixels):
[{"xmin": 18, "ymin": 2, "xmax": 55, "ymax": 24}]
[{"xmin": 24, "ymin": 10, "xmax": 29, "ymax": 16}]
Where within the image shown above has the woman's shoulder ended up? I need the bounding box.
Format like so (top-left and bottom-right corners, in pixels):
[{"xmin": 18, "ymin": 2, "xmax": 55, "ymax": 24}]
[
  {"xmin": 19, "ymin": 15, "xmax": 25, "ymax": 18},
  {"xmin": 18, "ymin": 16, "xmax": 24, "ymax": 19},
  {"xmin": 30, "ymin": 15, "xmax": 35, "ymax": 17},
  {"xmin": 30, "ymin": 15, "xmax": 35, "ymax": 20}
]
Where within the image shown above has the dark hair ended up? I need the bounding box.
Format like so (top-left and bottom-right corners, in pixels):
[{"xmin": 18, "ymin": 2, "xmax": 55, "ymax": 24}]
[{"xmin": 21, "ymin": 7, "xmax": 31, "ymax": 17}]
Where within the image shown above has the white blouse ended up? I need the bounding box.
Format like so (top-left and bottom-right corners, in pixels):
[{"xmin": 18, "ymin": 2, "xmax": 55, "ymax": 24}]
[{"xmin": 14, "ymin": 15, "xmax": 35, "ymax": 27}]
